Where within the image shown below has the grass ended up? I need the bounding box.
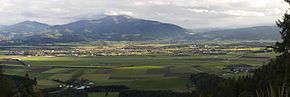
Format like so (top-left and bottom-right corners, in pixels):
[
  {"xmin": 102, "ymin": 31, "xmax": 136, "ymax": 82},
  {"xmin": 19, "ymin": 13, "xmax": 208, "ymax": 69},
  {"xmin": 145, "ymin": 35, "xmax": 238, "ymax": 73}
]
[
  {"xmin": 251, "ymin": 52, "xmax": 277, "ymax": 57},
  {"xmin": 3, "ymin": 54, "xmax": 239, "ymax": 67},
  {"xmin": 81, "ymin": 74, "xmax": 110, "ymax": 82},
  {"xmin": 90, "ymin": 77, "xmax": 190, "ymax": 91},
  {"xmin": 88, "ymin": 92, "xmax": 119, "ymax": 97},
  {"xmin": 125, "ymin": 77, "xmax": 190, "ymax": 90},
  {"xmin": 111, "ymin": 69, "xmax": 148, "ymax": 77},
  {"xmin": 37, "ymin": 79, "xmax": 60, "ymax": 88},
  {"xmin": 119, "ymin": 66, "xmax": 164, "ymax": 69},
  {"xmin": 1, "ymin": 52, "xmax": 275, "ymax": 90},
  {"xmin": 30, "ymin": 73, "xmax": 54, "ymax": 80},
  {"xmin": 4, "ymin": 68, "xmax": 26, "ymax": 76},
  {"xmin": 43, "ymin": 68, "xmax": 67, "ymax": 73},
  {"xmin": 256, "ymin": 84, "xmax": 289, "ymax": 97},
  {"xmin": 223, "ymin": 47, "xmax": 263, "ymax": 51},
  {"xmin": 48, "ymin": 74, "xmax": 73, "ymax": 81}
]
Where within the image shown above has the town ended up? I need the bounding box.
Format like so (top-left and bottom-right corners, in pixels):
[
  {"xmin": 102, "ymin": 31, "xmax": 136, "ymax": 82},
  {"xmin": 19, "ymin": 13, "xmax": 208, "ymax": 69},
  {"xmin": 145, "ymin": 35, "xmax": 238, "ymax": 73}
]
[{"xmin": 1, "ymin": 41, "xmax": 274, "ymax": 57}]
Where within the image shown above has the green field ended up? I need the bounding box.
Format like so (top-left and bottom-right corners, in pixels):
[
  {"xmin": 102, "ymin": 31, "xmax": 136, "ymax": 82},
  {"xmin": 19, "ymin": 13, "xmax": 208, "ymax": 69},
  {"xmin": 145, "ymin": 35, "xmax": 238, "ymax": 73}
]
[
  {"xmin": 88, "ymin": 92, "xmax": 119, "ymax": 97},
  {"xmin": 1, "ymin": 52, "xmax": 275, "ymax": 90}
]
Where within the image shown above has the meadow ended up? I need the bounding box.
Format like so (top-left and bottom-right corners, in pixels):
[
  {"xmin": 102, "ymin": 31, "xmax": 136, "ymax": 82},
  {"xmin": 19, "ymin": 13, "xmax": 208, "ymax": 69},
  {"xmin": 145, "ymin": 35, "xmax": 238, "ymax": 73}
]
[{"xmin": 1, "ymin": 52, "xmax": 274, "ymax": 91}]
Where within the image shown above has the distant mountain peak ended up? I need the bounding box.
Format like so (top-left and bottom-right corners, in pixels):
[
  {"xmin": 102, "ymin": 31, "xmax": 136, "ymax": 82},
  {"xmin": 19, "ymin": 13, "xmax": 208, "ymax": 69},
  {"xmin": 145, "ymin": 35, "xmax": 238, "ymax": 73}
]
[
  {"xmin": 188, "ymin": 26, "xmax": 280, "ymax": 41},
  {"xmin": 0, "ymin": 16, "xmax": 188, "ymax": 43},
  {"xmin": 21, "ymin": 20, "xmax": 38, "ymax": 23},
  {"xmin": 0, "ymin": 20, "xmax": 51, "ymax": 35},
  {"xmin": 14, "ymin": 20, "xmax": 50, "ymax": 27},
  {"xmin": 84, "ymin": 15, "xmax": 138, "ymax": 24}
]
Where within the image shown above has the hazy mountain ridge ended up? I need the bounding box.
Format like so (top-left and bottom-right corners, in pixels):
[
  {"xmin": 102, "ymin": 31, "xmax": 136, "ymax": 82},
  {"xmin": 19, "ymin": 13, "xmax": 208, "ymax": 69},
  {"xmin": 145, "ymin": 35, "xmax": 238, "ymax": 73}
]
[
  {"xmin": 0, "ymin": 16, "xmax": 282, "ymax": 43},
  {"xmin": 0, "ymin": 21, "xmax": 51, "ymax": 40},
  {"xmin": 22, "ymin": 15, "xmax": 188, "ymax": 43},
  {"xmin": 188, "ymin": 26, "xmax": 280, "ymax": 41}
]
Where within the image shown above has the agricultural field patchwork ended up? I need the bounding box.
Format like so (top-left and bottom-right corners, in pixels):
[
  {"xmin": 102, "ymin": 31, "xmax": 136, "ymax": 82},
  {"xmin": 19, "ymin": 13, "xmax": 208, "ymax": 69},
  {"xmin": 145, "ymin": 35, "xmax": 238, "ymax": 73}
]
[{"xmin": 0, "ymin": 51, "xmax": 274, "ymax": 91}]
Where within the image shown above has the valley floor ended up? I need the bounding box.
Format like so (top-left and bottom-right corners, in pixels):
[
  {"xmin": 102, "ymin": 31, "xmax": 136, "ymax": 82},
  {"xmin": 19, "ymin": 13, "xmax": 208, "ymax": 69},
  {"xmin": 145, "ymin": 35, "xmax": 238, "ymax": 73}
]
[{"xmin": 1, "ymin": 52, "xmax": 274, "ymax": 91}]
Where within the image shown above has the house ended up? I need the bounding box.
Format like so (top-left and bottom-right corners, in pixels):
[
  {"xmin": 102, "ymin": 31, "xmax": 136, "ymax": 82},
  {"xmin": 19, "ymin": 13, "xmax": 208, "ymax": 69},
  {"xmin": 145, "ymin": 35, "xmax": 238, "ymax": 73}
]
[{"xmin": 223, "ymin": 64, "xmax": 255, "ymax": 74}]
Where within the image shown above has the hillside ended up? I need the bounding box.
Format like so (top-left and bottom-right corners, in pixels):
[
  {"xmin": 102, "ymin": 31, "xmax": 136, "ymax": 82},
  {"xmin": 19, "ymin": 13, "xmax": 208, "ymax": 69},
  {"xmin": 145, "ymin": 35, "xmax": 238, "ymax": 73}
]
[
  {"xmin": 0, "ymin": 18, "xmax": 282, "ymax": 43},
  {"xmin": 188, "ymin": 26, "xmax": 280, "ymax": 41},
  {"xmin": 0, "ymin": 21, "xmax": 51, "ymax": 40},
  {"xmin": 23, "ymin": 15, "xmax": 188, "ymax": 43}
]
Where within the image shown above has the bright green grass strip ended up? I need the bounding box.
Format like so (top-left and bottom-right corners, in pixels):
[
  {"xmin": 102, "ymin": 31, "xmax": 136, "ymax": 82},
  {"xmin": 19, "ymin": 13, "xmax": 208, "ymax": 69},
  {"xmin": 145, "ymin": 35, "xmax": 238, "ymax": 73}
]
[
  {"xmin": 30, "ymin": 73, "xmax": 54, "ymax": 80},
  {"xmin": 88, "ymin": 92, "xmax": 119, "ymax": 97},
  {"xmin": 119, "ymin": 66, "xmax": 163, "ymax": 69},
  {"xmin": 4, "ymin": 68, "xmax": 27, "ymax": 76},
  {"xmin": 17, "ymin": 55, "xmax": 238, "ymax": 67},
  {"xmin": 81, "ymin": 74, "xmax": 110, "ymax": 82},
  {"xmin": 43, "ymin": 68, "xmax": 66, "ymax": 73},
  {"xmin": 48, "ymin": 74, "xmax": 72, "ymax": 81},
  {"xmin": 247, "ymin": 52, "xmax": 276, "ymax": 57},
  {"xmin": 37, "ymin": 79, "xmax": 60, "ymax": 88},
  {"xmin": 111, "ymin": 69, "xmax": 147, "ymax": 77}
]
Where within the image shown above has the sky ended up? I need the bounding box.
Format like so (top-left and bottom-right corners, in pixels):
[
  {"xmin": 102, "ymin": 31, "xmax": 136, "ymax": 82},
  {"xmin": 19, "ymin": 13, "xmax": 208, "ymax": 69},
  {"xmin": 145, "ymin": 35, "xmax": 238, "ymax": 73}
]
[{"xmin": 0, "ymin": 0, "xmax": 288, "ymax": 29}]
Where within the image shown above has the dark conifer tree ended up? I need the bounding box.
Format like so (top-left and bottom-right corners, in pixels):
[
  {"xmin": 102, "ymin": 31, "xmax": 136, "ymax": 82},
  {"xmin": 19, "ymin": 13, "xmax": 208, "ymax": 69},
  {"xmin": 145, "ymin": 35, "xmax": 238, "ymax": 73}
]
[
  {"xmin": 0, "ymin": 66, "xmax": 3, "ymax": 76},
  {"xmin": 275, "ymin": 0, "xmax": 290, "ymax": 85},
  {"xmin": 274, "ymin": 0, "xmax": 290, "ymax": 53},
  {"xmin": 276, "ymin": 0, "xmax": 290, "ymax": 55},
  {"xmin": 0, "ymin": 66, "xmax": 18, "ymax": 97}
]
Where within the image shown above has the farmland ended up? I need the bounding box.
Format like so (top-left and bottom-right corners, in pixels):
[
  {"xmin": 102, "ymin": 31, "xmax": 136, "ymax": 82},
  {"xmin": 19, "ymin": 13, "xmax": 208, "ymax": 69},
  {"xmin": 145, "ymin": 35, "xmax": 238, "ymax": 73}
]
[
  {"xmin": 1, "ymin": 53, "xmax": 274, "ymax": 89},
  {"xmin": 0, "ymin": 41, "xmax": 276, "ymax": 96}
]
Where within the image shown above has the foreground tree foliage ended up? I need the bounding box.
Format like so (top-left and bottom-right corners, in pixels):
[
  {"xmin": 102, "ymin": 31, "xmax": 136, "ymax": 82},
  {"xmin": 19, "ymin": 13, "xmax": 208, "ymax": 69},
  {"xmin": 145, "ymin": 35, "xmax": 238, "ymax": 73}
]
[
  {"xmin": 0, "ymin": 66, "xmax": 42, "ymax": 97},
  {"xmin": 119, "ymin": 90, "xmax": 194, "ymax": 97},
  {"xmin": 0, "ymin": 67, "xmax": 18, "ymax": 97},
  {"xmin": 44, "ymin": 89, "xmax": 88, "ymax": 97}
]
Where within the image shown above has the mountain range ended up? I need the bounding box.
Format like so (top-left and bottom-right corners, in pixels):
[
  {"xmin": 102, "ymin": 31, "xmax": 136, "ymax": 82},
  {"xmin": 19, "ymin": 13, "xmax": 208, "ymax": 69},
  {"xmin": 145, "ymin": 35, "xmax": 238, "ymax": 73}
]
[
  {"xmin": 1, "ymin": 15, "xmax": 188, "ymax": 43},
  {"xmin": 0, "ymin": 15, "xmax": 281, "ymax": 44},
  {"xmin": 0, "ymin": 21, "xmax": 50, "ymax": 40},
  {"xmin": 188, "ymin": 26, "xmax": 280, "ymax": 41}
]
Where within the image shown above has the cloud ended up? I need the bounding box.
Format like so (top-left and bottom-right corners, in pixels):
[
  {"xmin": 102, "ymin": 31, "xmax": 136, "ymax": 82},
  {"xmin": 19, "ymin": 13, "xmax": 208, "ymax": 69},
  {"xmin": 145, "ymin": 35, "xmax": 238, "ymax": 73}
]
[
  {"xmin": 222, "ymin": 10, "xmax": 265, "ymax": 16},
  {"xmin": 187, "ymin": 9, "xmax": 209, "ymax": 13},
  {"xmin": 104, "ymin": 9, "xmax": 135, "ymax": 16},
  {"xmin": 187, "ymin": 8, "xmax": 265, "ymax": 17},
  {"xmin": 0, "ymin": 0, "xmax": 288, "ymax": 29}
]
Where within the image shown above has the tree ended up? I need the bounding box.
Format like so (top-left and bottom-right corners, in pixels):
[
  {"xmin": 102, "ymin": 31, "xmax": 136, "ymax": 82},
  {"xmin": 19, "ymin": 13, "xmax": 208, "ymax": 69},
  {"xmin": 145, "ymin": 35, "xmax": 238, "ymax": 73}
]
[
  {"xmin": 0, "ymin": 77, "xmax": 19, "ymax": 97},
  {"xmin": 0, "ymin": 66, "xmax": 18, "ymax": 97},
  {"xmin": 275, "ymin": 0, "xmax": 290, "ymax": 55},
  {"xmin": 0, "ymin": 65, "xmax": 4, "ymax": 77},
  {"xmin": 19, "ymin": 72, "xmax": 42, "ymax": 97},
  {"xmin": 275, "ymin": 0, "xmax": 290, "ymax": 86}
]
